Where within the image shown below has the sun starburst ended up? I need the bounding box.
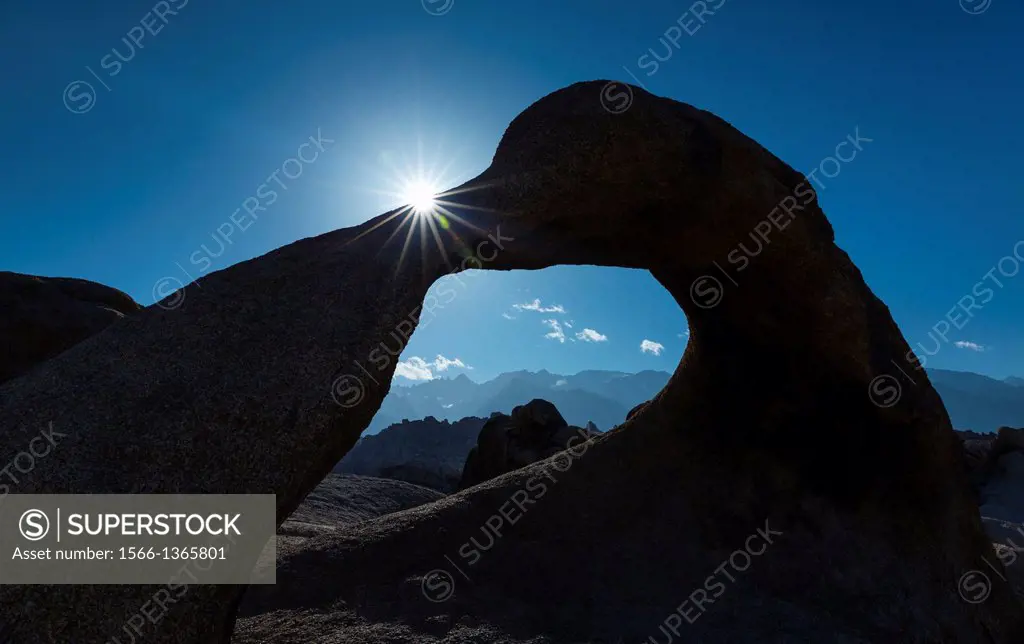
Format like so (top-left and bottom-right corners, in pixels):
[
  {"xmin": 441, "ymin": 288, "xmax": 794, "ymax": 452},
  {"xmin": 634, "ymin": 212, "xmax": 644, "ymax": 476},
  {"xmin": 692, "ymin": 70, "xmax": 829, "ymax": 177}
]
[
  {"xmin": 404, "ymin": 180, "xmax": 438, "ymax": 215},
  {"xmin": 352, "ymin": 137, "xmax": 502, "ymax": 274}
]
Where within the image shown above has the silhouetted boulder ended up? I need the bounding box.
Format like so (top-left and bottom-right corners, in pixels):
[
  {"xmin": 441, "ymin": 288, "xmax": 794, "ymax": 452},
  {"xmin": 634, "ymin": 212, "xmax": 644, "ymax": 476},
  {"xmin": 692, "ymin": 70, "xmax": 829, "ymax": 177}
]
[
  {"xmin": 458, "ymin": 400, "xmax": 599, "ymax": 489},
  {"xmin": 994, "ymin": 427, "xmax": 1024, "ymax": 458},
  {"xmin": 0, "ymin": 271, "xmax": 139, "ymax": 384},
  {"xmin": 510, "ymin": 397, "xmax": 566, "ymax": 433}
]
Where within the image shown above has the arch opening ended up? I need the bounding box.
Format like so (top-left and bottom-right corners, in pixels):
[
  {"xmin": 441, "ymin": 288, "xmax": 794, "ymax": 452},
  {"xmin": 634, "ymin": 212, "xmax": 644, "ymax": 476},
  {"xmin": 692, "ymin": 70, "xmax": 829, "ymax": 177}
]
[{"xmin": 331, "ymin": 264, "xmax": 686, "ymax": 491}]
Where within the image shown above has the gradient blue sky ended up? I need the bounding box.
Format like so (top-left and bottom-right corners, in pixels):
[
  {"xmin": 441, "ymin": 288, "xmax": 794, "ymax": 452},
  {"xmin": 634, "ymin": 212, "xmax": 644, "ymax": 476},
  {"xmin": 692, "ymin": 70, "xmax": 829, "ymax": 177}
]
[{"xmin": 2, "ymin": 0, "xmax": 1021, "ymax": 382}]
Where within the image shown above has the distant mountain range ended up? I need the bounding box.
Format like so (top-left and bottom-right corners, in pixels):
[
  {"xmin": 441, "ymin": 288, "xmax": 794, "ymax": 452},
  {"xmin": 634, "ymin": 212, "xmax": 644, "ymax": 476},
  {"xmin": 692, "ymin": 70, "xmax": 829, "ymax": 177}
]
[
  {"xmin": 927, "ymin": 369, "xmax": 1024, "ymax": 433},
  {"xmin": 366, "ymin": 368, "xmax": 1024, "ymax": 434},
  {"xmin": 367, "ymin": 369, "xmax": 667, "ymax": 433}
]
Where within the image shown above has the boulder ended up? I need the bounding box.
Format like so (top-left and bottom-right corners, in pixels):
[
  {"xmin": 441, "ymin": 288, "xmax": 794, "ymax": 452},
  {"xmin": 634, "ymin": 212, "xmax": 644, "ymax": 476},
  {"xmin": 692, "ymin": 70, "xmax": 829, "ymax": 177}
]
[
  {"xmin": 459, "ymin": 446, "xmax": 481, "ymax": 488},
  {"xmin": 471, "ymin": 413, "xmax": 513, "ymax": 484},
  {"xmin": 458, "ymin": 400, "xmax": 595, "ymax": 489},
  {"xmin": 0, "ymin": 271, "xmax": 140, "ymax": 384},
  {"xmin": 993, "ymin": 427, "xmax": 1024, "ymax": 460},
  {"xmin": 509, "ymin": 398, "xmax": 566, "ymax": 435},
  {"xmin": 1, "ymin": 81, "xmax": 1020, "ymax": 642}
]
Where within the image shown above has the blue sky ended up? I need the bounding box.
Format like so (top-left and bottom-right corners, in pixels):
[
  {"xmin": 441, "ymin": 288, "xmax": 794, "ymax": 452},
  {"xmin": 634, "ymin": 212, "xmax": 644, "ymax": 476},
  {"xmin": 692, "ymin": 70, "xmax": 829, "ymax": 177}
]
[{"xmin": 1, "ymin": 0, "xmax": 1021, "ymax": 382}]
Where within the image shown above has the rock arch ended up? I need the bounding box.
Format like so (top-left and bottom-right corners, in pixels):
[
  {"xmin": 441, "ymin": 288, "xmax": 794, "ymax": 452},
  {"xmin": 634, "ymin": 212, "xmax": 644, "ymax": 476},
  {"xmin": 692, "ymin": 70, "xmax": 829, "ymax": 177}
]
[{"xmin": 0, "ymin": 81, "xmax": 1019, "ymax": 642}]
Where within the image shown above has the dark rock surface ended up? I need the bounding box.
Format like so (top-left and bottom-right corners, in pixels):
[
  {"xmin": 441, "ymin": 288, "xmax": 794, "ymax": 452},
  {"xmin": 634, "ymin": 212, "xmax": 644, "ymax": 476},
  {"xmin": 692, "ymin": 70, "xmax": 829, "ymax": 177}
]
[
  {"xmin": 0, "ymin": 271, "xmax": 140, "ymax": 384},
  {"xmin": 953, "ymin": 428, "xmax": 1024, "ymax": 604},
  {"xmin": 1, "ymin": 81, "xmax": 1021, "ymax": 642},
  {"xmin": 375, "ymin": 463, "xmax": 458, "ymax": 494},
  {"xmin": 282, "ymin": 473, "xmax": 444, "ymax": 533},
  {"xmin": 459, "ymin": 399, "xmax": 596, "ymax": 490},
  {"xmin": 241, "ymin": 474, "xmax": 444, "ymax": 630},
  {"xmin": 335, "ymin": 416, "xmax": 486, "ymax": 492},
  {"xmin": 627, "ymin": 400, "xmax": 649, "ymax": 421},
  {"xmin": 965, "ymin": 428, "xmax": 1024, "ymax": 529},
  {"xmin": 957, "ymin": 427, "xmax": 1024, "ymax": 490}
]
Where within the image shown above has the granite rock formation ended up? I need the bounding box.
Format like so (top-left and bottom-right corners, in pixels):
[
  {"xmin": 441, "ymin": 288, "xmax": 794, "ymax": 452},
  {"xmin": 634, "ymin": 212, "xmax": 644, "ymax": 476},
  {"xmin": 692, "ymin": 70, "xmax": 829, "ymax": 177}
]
[
  {"xmin": 335, "ymin": 416, "xmax": 486, "ymax": 492},
  {"xmin": 459, "ymin": 399, "xmax": 597, "ymax": 489},
  {"xmin": 281, "ymin": 473, "xmax": 444, "ymax": 534},
  {"xmin": 0, "ymin": 271, "xmax": 140, "ymax": 384},
  {"xmin": 1, "ymin": 81, "xmax": 1021, "ymax": 642},
  {"xmin": 242, "ymin": 474, "xmax": 444, "ymax": 621}
]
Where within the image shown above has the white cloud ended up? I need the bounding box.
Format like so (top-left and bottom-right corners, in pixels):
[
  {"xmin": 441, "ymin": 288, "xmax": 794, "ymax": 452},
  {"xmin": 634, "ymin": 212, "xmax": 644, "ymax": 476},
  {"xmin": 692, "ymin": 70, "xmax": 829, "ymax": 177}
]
[
  {"xmin": 433, "ymin": 355, "xmax": 469, "ymax": 371},
  {"xmin": 576, "ymin": 328, "xmax": 608, "ymax": 342},
  {"xmin": 554, "ymin": 379, "xmax": 568, "ymax": 387},
  {"xmin": 640, "ymin": 339, "xmax": 665, "ymax": 356},
  {"xmin": 394, "ymin": 355, "xmax": 472, "ymax": 381},
  {"xmin": 395, "ymin": 357, "xmax": 434, "ymax": 381},
  {"xmin": 514, "ymin": 298, "xmax": 566, "ymax": 314},
  {"xmin": 543, "ymin": 319, "xmax": 566, "ymax": 343},
  {"xmin": 954, "ymin": 341, "xmax": 986, "ymax": 352},
  {"xmin": 502, "ymin": 312, "xmax": 516, "ymax": 320}
]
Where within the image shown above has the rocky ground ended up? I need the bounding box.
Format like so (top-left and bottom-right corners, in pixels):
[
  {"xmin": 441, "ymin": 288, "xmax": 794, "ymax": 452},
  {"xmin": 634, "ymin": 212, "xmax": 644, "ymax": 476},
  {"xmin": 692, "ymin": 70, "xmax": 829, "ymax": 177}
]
[
  {"xmin": 957, "ymin": 428, "xmax": 1024, "ymax": 601},
  {"xmin": 279, "ymin": 473, "xmax": 445, "ymax": 536},
  {"xmin": 240, "ymin": 474, "xmax": 444, "ymax": 618}
]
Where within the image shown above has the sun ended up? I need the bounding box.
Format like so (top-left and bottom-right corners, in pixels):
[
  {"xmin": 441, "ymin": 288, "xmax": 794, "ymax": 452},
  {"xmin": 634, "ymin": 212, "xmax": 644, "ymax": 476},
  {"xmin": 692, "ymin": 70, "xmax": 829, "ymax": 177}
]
[
  {"xmin": 352, "ymin": 138, "xmax": 500, "ymax": 275},
  {"xmin": 403, "ymin": 180, "xmax": 438, "ymax": 215}
]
